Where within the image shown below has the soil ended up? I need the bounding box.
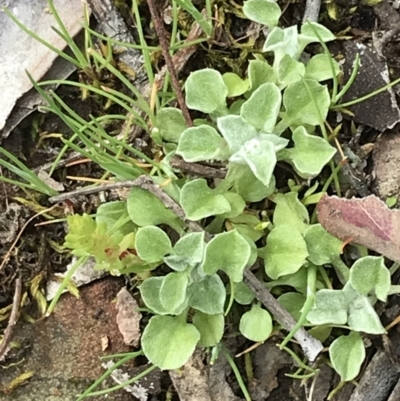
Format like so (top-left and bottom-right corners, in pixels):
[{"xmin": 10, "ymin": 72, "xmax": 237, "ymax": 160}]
[{"xmin": 3, "ymin": 1, "xmax": 400, "ymax": 401}]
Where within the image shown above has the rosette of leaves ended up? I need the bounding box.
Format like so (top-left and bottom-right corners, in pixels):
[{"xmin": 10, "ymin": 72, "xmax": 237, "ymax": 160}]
[{"xmin": 154, "ymin": 1, "xmax": 338, "ymax": 204}]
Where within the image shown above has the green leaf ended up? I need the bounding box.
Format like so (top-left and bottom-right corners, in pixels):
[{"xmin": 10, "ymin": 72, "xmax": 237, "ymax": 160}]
[
  {"xmin": 155, "ymin": 107, "xmax": 186, "ymax": 143},
  {"xmin": 202, "ymin": 230, "xmax": 251, "ymax": 282},
  {"xmin": 160, "ymin": 272, "xmax": 189, "ymax": 313},
  {"xmin": 230, "ymin": 137, "xmax": 276, "ymax": 186},
  {"xmin": 227, "ymin": 163, "xmax": 275, "ymax": 202},
  {"xmin": 305, "ymin": 54, "xmax": 340, "ymax": 82},
  {"xmin": 139, "ymin": 277, "xmax": 188, "ymax": 315},
  {"xmin": 142, "ymin": 315, "xmax": 200, "ymax": 370},
  {"xmin": 307, "ymin": 289, "xmax": 348, "ymax": 325},
  {"xmin": 329, "ymin": 332, "xmax": 365, "ymax": 382},
  {"xmin": 217, "ymin": 115, "xmax": 258, "ymax": 153},
  {"xmin": 228, "ymin": 214, "xmax": 263, "ymax": 242},
  {"xmin": 239, "ymin": 304, "xmax": 273, "ymax": 342},
  {"xmin": 277, "ymin": 55, "xmax": 305, "ymax": 88},
  {"xmin": 272, "ymin": 192, "xmax": 309, "ymax": 234},
  {"xmin": 176, "ymin": 125, "xmax": 227, "ymax": 162},
  {"xmin": 277, "ymin": 79, "xmax": 330, "ymax": 130},
  {"xmin": 279, "ymin": 126, "xmax": 336, "ymax": 178},
  {"xmin": 221, "ymin": 192, "xmax": 246, "ymax": 219},
  {"xmin": 347, "ymin": 294, "xmax": 386, "ymax": 334},
  {"xmin": 277, "ymin": 292, "xmax": 306, "ymax": 322},
  {"xmin": 304, "ymin": 224, "xmax": 342, "ymax": 265},
  {"xmin": 185, "ymin": 68, "xmax": 228, "ymax": 113},
  {"xmin": 349, "ymin": 256, "xmax": 391, "ymax": 302},
  {"xmin": 164, "ymin": 232, "xmax": 205, "ymax": 271},
  {"xmin": 180, "ymin": 179, "xmax": 231, "ymax": 220},
  {"xmin": 135, "ymin": 226, "xmax": 172, "ymax": 263},
  {"xmin": 266, "ymin": 267, "xmax": 308, "ymax": 295},
  {"xmin": 262, "ymin": 225, "xmax": 308, "ymax": 279},
  {"xmin": 188, "ymin": 274, "xmax": 226, "ymax": 314},
  {"xmin": 193, "ymin": 311, "xmax": 224, "ymax": 347},
  {"xmin": 234, "ymin": 281, "xmax": 255, "ymax": 305},
  {"xmin": 243, "ymin": 0, "xmax": 281, "ymax": 28},
  {"xmin": 248, "ymin": 59, "xmax": 277, "ymax": 95},
  {"xmin": 127, "ymin": 186, "xmax": 182, "ymax": 230},
  {"xmin": 241, "ymin": 83, "xmax": 282, "ymax": 132},
  {"xmin": 263, "ymin": 26, "xmax": 299, "ymax": 64},
  {"xmin": 222, "ymin": 72, "xmax": 250, "ymax": 97},
  {"xmin": 300, "ymin": 22, "xmax": 336, "ymax": 49},
  {"xmin": 96, "ymin": 201, "xmax": 136, "ymax": 237}
]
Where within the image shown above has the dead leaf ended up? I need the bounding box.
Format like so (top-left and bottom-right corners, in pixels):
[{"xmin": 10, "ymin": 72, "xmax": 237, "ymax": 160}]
[
  {"xmin": 317, "ymin": 194, "xmax": 400, "ymax": 262},
  {"xmin": 116, "ymin": 288, "xmax": 141, "ymax": 347}
]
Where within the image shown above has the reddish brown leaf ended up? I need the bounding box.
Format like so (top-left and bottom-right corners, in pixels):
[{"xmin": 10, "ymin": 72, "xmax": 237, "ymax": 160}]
[{"xmin": 317, "ymin": 194, "xmax": 400, "ymax": 262}]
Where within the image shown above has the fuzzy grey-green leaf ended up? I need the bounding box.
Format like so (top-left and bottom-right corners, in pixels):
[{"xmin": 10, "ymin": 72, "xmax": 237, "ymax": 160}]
[
  {"xmin": 135, "ymin": 226, "xmax": 172, "ymax": 263},
  {"xmin": 185, "ymin": 68, "xmax": 228, "ymax": 113},
  {"xmin": 180, "ymin": 179, "xmax": 231, "ymax": 220},
  {"xmin": 201, "ymin": 230, "xmax": 251, "ymax": 282},
  {"xmin": 241, "ymin": 83, "xmax": 282, "ymax": 132},
  {"xmin": 142, "ymin": 315, "xmax": 200, "ymax": 370},
  {"xmin": 176, "ymin": 125, "xmax": 226, "ymax": 162},
  {"xmin": 262, "ymin": 225, "xmax": 308, "ymax": 279}
]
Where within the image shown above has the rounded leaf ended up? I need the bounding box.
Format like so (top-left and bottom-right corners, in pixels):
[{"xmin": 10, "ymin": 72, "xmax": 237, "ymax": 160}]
[
  {"xmin": 230, "ymin": 138, "xmax": 277, "ymax": 186},
  {"xmin": 279, "ymin": 79, "xmax": 330, "ymax": 128},
  {"xmin": 185, "ymin": 68, "xmax": 228, "ymax": 113},
  {"xmin": 248, "ymin": 59, "xmax": 277, "ymax": 95},
  {"xmin": 193, "ymin": 311, "xmax": 224, "ymax": 347},
  {"xmin": 155, "ymin": 107, "xmax": 186, "ymax": 143},
  {"xmin": 139, "ymin": 277, "xmax": 188, "ymax": 316},
  {"xmin": 307, "ymin": 289, "xmax": 347, "ymax": 325},
  {"xmin": 164, "ymin": 232, "xmax": 205, "ymax": 271},
  {"xmin": 280, "ymin": 126, "xmax": 336, "ymax": 178},
  {"xmin": 160, "ymin": 272, "xmax": 189, "ymax": 313},
  {"xmin": 234, "ymin": 281, "xmax": 255, "ymax": 305},
  {"xmin": 262, "ymin": 225, "xmax": 308, "ymax": 279},
  {"xmin": 349, "ymin": 256, "xmax": 390, "ymax": 302},
  {"xmin": 127, "ymin": 186, "xmax": 181, "ymax": 230},
  {"xmin": 176, "ymin": 125, "xmax": 225, "ymax": 162},
  {"xmin": 243, "ymin": 0, "xmax": 281, "ymax": 28},
  {"xmin": 142, "ymin": 315, "xmax": 200, "ymax": 370},
  {"xmin": 135, "ymin": 226, "xmax": 172, "ymax": 263},
  {"xmin": 222, "ymin": 72, "xmax": 250, "ymax": 97},
  {"xmin": 239, "ymin": 304, "xmax": 273, "ymax": 342},
  {"xmin": 329, "ymin": 332, "xmax": 365, "ymax": 382},
  {"xmin": 180, "ymin": 179, "xmax": 231, "ymax": 221},
  {"xmin": 241, "ymin": 83, "xmax": 282, "ymax": 132},
  {"xmin": 227, "ymin": 163, "xmax": 275, "ymax": 202},
  {"xmin": 305, "ymin": 54, "xmax": 341, "ymax": 82},
  {"xmin": 188, "ymin": 274, "xmax": 226, "ymax": 314},
  {"xmin": 304, "ymin": 224, "xmax": 342, "ymax": 265},
  {"xmin": 277, "ymin": 292, "xmax": 306, "ymax": 322},
  {"xmin": 217, "ymin": 115, "xmax": 258, "ymax": 153},
  {"xmin": 272, "ymin": 192, "xmax": 309, "ymax": 234},
  {"xmin": 201, "ymin": 230, "xmax": 251, "ymax": 282}
]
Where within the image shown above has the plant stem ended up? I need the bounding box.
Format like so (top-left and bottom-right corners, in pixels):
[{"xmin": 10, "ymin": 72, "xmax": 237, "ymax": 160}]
[
  {"xmin": 146, "ymin": 0, "xmax": 193, "ymax": 126},
  {"xmin": 221, "ymin": 346, "xmax": 252, "ymax": 401}
]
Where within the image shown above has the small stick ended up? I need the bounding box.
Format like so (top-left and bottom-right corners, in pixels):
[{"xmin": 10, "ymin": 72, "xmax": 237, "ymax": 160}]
[
  {"xmin": 303, "ymin": 0, "xmax": 322, "ymax": 23},
  {"xmin": 146, "ymin": 0, "xmax": 193, "ymax": 126},
  {"xmin": 170, "ymin": 156, "xmax": 226, "ymax": 179},
  {"xmin": 0, "ymin": 277, "xmax": 22, "ymax": 359}
]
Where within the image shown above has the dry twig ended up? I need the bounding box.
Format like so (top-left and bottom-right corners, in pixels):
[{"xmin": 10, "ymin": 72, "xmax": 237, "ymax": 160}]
[{"xmin": 0, "ymin": 277, "xmax": 22, "ymax": 359}]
